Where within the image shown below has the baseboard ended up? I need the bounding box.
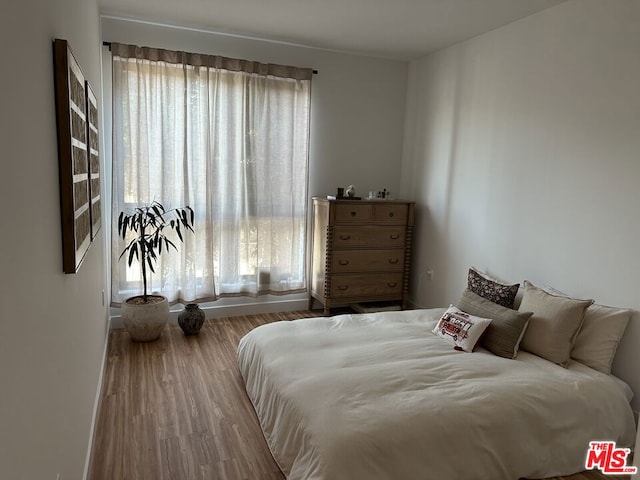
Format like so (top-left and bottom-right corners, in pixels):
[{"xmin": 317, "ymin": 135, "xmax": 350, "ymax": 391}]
[
  {"xmin": 82, "ymin": 315, "xmax": 111, "ymax": 479},
  {"xmin": 109, "ymin": 298, "xmax": 310, "ymax": 329}
]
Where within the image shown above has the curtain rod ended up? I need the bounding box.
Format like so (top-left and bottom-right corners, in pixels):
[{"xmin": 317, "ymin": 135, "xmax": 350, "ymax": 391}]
[{"xmin": 102, "ymin": 41, "xmax": 318, "ymax": 75}]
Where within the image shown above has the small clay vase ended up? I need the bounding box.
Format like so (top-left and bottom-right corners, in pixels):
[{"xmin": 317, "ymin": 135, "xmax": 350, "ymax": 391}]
[{"xmin": 178, "ymin": 303, "xmax": 205, "ymax": 335}]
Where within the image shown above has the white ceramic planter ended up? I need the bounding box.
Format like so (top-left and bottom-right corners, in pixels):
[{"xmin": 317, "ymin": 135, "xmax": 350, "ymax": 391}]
[{"xmin": 121, "ymin": 295, "xmax": 169, "ymax": 342}]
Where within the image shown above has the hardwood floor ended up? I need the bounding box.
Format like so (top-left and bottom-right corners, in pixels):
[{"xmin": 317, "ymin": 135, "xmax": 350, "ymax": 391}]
[{"xmin": 88, "ymin": 310, "xmax": 629, "ymax": 480}]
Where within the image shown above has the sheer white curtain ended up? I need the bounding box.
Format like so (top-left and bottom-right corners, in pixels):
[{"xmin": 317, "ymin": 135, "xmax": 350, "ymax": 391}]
[{"xmin": 110, "ymin": 44, "xmax": 312, "ymax": 304}]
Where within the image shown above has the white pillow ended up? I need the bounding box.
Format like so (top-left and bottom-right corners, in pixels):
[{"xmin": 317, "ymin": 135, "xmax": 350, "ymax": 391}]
[
  {"xmin": 432, "ymin": 305, "xmax": 492, "ymax": 353},
  {"xmin": 571, "ymin": 304, "xmax": 631, "ymax": 374}
]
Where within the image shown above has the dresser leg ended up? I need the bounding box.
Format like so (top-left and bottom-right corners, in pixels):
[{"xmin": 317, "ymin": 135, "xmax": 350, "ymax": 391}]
[
  {"xmin": 323, "ymin": 305, "xmax": 330, "ymax": 316},
  {"xmin": 308, "ymin": 296, "xmax": 314, "ymax": 311}
]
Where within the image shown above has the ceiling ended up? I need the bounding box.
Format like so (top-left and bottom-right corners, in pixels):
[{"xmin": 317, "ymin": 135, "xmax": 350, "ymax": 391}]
[{"xmin": 98, "ymin": 0, "xmax": 566, "ymax": 61}]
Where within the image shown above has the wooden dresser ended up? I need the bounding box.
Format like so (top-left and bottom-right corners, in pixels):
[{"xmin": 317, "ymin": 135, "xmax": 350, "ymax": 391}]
[{"xmin": 309, "ymin": 197, "xmax": 415, "ymax": 314}]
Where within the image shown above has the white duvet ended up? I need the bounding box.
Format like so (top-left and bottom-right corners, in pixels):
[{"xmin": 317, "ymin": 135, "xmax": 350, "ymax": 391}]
[{"xmin": 237, "ymin": 309, "xmax": 635, "ymax": 480}]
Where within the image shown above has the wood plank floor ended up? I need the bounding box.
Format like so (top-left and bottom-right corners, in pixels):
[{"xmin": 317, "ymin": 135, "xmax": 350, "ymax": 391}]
[{"xmin": 88, "ymin": 310, "xmax": 629, "ymax": 480}]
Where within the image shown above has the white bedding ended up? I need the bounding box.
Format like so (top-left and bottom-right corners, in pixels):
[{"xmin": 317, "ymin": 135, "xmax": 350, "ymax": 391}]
[{"xmin": 237, "ymin": 309, "xmax": 636, "ymax": 479}]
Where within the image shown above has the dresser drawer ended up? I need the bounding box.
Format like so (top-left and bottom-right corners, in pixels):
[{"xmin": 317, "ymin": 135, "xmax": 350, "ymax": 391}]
[
  {"xmin": 331, "ymin": 249, "xmax": 404, "ymax": 273},
  {"xmin": 334, "ymin": 204, "xmax": 372, "ymax": 223},
  {"xmin": 330, "ymin": 273, "xmax": 403, "ymax": 297},
  {"xmin": 333, "ymin": 226, "xmax": 406, "ymax": 248},
  {"xmin": 373, "ymin": 204, "xmax": 408, "ymax": 224}
]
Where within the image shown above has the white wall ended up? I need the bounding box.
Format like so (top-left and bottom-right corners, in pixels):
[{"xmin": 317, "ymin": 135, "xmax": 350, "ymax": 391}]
[
  {"xmin": 101, "ymin": 17, "xmax": 408, "ymax": 318},
  {"xmin": 0, "ymin": 0, "xmax": 108, "ymax": 479},
  {"xmin": 401, "ymin": 0, "xmax": 640, "ymax": 409}
]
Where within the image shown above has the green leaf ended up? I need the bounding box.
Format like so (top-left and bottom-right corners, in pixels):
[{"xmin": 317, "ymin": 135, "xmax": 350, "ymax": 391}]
[
  {"xmin": 145, "ymin": 240, "xmax": 156, "ymax": 258},
  {"xmin": 185, "ymin": 214, "xmax": 195, "ymax": 232},
  {"xmin": 123, "ymin": 216, "xmax": 130, "ymax": 239},
  {"xmin": 127, "ymin": 243, "xmax": 138, "ymax": 267}
]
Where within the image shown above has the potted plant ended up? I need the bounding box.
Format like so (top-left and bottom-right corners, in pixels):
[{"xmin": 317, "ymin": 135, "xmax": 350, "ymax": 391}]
[{"xmin": 117, "ymin": 201, "xmax": 195, "ymax": 341}]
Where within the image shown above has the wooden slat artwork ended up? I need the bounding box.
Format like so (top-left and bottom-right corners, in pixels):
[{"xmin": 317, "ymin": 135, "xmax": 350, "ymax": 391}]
[
  {"xmin": 86, "ymin": 81, "xmax": 101, "ymax": 238},
  {"xmin": 53, "ymin": 38, "xmax": 92, "ymax": 273}
]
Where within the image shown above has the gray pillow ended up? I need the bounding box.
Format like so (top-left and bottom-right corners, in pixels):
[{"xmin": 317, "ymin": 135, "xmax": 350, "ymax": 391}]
[{"xmin": 457, "ymin": 289, "xmax": 533, "ymax": 359}]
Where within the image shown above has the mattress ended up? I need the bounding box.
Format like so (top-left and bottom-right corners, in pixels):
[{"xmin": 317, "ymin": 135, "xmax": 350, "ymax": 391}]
[{"xmin": 237, "ymin": 308, "xmax": 636, "ymax": 479}]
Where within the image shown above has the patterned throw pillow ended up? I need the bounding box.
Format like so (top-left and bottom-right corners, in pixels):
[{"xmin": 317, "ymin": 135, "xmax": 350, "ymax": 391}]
[
  {"xmin": 467, "ymin": 267, "xmax": 519, "ymax": 309},
  {"xmin": 432, "ymin": 305, "xmax": 492, "ymax": 353}
]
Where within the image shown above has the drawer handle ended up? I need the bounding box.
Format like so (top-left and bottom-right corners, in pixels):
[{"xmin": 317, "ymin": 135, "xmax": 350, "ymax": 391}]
[
  {"xmin": 339, "ymin": 234, "xmax": 351, "ymax": 240},
  {"xmin": 389, "ymin": 212, "xmax": 394, "ymax": 217},
  {"xmin": 339, "ymin": 260, "xmax": 349, "ymax": 266},
  {"xmin": 387, "ymin": 282, "xmax": 398, "ymax": 288},
  {"xmin": 388, "ymin": 258, "xmax": 399, "ymax": 264},
  {"xmin": 350, "ymin": 211, "xmax": 357, "ymax": 217},
  {"xmin": 338, "ymin": 285, "xmax": 349, "ymax": 291},
  {"xmin": 390, "ymin": 234, "xmax": 400, "ymax": 240}
]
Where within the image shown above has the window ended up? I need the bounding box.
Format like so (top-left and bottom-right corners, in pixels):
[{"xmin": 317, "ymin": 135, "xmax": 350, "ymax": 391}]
[{"xmin": 110, "ymin": 43, "xmax": 312, "ymax": 304}]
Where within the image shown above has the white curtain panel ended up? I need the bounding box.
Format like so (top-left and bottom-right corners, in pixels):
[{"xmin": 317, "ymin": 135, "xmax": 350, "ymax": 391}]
[{"xmin": 111, "ymin": 45, "xmax": 311, "ymax": 304}]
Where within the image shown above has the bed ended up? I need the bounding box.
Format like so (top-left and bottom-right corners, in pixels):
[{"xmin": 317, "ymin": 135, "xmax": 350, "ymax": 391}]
[{"xmin": 237, "ymin": 308, "xmax": 636, "ymax": 480}]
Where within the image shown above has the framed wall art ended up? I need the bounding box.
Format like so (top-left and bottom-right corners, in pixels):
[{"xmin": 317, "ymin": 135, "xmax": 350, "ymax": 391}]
[
  {"xmin": 53, "ymin": 38, "xmax": 92, "ymax": 273},
  {"xmin": 86, "ymin": 81, "xmax": 101, "ymax": 239}
]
